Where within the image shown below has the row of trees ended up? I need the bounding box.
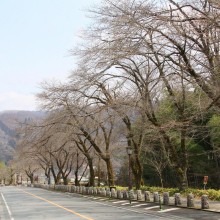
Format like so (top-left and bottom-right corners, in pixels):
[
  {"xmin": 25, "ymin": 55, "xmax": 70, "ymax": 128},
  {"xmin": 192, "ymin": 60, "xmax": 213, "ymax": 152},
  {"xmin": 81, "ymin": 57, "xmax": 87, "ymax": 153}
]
[{"xmin": 12, "ymin": 0, "xmax": 220, "ymax": 190}]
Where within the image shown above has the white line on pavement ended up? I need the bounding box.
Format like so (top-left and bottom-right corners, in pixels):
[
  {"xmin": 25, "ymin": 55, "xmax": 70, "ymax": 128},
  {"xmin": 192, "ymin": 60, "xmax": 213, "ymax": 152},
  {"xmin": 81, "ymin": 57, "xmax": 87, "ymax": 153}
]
[
  {"xmin": 113, "ymin": 200, "xmax": 127, "ymax": 204},
  {"xmin": 158, "ymin": 208, "xmax": 180, "ymax": 213},
  {"xmin": 121, "ymin": 202, "xmax": 138, "ymax": 206},
  {"xmin": 144, "ymin": 206, "xmax": 159, "ymax": 210},
  {"xmin": 1, "ymin": 193, "xmax": 14, "ymax": 220},
  {"xmin": 92, "ymin": 200, "xmax": 166, "ymax": 219},
  {"xmin": 131, "ymin": 204, "xmax": 149, "ymax": 208}
]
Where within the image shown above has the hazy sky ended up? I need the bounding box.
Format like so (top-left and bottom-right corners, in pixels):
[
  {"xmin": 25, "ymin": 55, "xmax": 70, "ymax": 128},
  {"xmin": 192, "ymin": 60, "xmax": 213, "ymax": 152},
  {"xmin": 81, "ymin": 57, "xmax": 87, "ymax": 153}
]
[{"xmin": 0, "ymin": 0, "xmax": 100, "ymax": 111}]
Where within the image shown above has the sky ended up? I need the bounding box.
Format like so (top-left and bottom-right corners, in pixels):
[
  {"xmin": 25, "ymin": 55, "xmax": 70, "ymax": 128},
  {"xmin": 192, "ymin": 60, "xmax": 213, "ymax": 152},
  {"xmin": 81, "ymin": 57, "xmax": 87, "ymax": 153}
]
[{"xmin": 0, "ymin": 0, "xmax": 100, "ymax": 111}]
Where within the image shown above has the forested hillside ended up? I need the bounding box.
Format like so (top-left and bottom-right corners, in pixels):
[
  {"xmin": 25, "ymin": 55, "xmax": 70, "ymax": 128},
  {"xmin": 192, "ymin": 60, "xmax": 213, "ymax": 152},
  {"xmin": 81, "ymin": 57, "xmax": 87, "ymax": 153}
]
[{"xmin": 0, "ymin": 111, "xmax": 45, "ymax": 162}]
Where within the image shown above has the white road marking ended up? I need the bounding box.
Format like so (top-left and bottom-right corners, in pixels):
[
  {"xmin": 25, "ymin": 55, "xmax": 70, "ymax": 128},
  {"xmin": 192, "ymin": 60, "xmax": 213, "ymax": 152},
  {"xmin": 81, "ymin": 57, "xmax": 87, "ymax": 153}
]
[
  {"xmin": 131, "ymin": 204, "xmax": 149, "ymax": 208},
  {"xmin": 1, "ymin": 193, "xmax": 14, "ymax": 220},
  {"xmin": 144, "ymin": 206, "xmax": 159, "ymax": 210},
  {"xmin": 93, "ymin": 200, "xmax": 166, "ymax": 219},
  {"xmin": 99, "ymin": 198, "xmax": 109, "ymax": 201},
  {"xmin": 158, "ymin": 208, "xmax": 180, "ymax": 213},
  {"xmin": 121, "ymin": 202, "xmax": 138, "ymax": 205},
  {"xmin": 113, "ymin": 200, "xmax": 127, "ymax": 204},
  {"xmin": 92, "ymin": 197, "xmax": 103, "ymax": 200}
]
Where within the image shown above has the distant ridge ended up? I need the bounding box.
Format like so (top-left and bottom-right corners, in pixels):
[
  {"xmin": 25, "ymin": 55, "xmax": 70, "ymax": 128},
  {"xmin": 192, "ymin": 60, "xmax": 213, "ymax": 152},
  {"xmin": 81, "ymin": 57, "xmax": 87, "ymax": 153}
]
[{"xmin": 0, "ymin": 110, "xmax": 46, "ymax": 162}]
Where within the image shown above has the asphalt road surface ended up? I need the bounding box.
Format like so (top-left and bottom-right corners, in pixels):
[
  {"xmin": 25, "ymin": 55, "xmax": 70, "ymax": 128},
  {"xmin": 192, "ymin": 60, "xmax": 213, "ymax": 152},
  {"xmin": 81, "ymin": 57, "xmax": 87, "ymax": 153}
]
[{"xmin": 0, "ymin": 186, "xmax": 219, "ymax": 220}]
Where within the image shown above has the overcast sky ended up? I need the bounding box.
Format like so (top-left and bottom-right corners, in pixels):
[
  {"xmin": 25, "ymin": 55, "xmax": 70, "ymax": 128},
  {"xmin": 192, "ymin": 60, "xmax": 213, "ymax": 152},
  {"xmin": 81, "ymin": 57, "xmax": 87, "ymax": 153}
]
[{"xmin": 0, "ymin": 0, "xmax": 100, "ymax": 111}]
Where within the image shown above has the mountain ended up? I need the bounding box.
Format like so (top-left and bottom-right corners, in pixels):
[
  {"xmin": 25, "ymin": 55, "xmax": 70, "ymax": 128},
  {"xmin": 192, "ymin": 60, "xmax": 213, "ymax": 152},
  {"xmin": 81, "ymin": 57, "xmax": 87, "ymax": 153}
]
[{"xmin": 0, "ymin": 110, "xmax": 46, "ymax": 163}]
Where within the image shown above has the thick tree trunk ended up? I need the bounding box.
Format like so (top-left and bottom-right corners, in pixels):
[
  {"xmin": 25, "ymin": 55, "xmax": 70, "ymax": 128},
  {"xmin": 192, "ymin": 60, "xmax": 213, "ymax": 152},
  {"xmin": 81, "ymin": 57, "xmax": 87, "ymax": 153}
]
[
  {"xmin": 30, "ymin": 174, "xmax": 34, "ymax": 184},
  {"xmin": 88, "ymin": 158, "xmax": 95, "ymax": 186},
  {"xmin": 63, "ymin": 176, "xmax": 68, "ymax": 185},
  {"xmin": 75, "ymin": 170, "xmax": 80, "ymax": 186},
  {"xmin": 105, "ymin": 158, "xmax": 114, "ymax": 186},
  {"xmin": 176, "ymin": 167, "xmax": 188, "ymax": 190},
  {"xmin": 131, "ymin": 156, "xmax": 143, "ymax": 190}
]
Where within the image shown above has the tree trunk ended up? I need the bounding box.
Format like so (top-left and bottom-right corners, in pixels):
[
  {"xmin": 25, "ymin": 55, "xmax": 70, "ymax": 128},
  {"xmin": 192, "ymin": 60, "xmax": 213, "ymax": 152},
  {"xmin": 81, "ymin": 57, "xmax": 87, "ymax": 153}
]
[
  {"xmin": 105, "ymin": 158, "xmax": 114, "ymax": 186},
  {"xmin": 30, "ymin": 174, "xmax": 34, "ymax": 184},
  {"xmin": 87, "ymin": 158, "xmax": 95, "ymax": 186},
  {"xmin": 63, "ymin": 176, "xmax": 68, "ymax": 185},
  {"xmin": 131, "ymin": 162, "xmax": 142, "ymax": 190},
  {"xmin": 158, "ymin": 172, "xmax": 164, "ymax": 188},
  {"xmin": 75, "ymin": 170, "xmax": 80, "ymax": 186},
  {"xmin": 98, "ymin": 157, "xmax": 101, "ymax": 187},
  {"xmin": 176, "ymin": 167, "xmax": 188, "ymax": 190}
]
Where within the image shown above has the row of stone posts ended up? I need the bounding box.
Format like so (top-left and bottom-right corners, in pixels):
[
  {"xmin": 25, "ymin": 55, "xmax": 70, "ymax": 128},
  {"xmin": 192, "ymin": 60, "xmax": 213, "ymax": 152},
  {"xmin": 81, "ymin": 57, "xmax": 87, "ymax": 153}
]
[{"xmin": 33, "ymin": 184, "xmax": 209, "ymax": 209}]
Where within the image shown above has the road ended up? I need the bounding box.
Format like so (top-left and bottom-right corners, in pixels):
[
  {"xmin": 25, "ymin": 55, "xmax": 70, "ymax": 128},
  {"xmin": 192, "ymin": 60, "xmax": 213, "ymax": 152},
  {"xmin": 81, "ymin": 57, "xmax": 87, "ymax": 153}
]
[{"xmin": 0, "ymin": 186, "xmax": 219, "ymax": 220}]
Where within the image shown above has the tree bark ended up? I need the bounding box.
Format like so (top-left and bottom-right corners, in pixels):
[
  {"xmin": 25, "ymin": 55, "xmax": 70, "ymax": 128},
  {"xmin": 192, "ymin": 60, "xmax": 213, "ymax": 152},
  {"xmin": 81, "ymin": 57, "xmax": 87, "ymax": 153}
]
[{"xmin": 87, "ymin": 158, "xmax": 95, "ymax": 186}]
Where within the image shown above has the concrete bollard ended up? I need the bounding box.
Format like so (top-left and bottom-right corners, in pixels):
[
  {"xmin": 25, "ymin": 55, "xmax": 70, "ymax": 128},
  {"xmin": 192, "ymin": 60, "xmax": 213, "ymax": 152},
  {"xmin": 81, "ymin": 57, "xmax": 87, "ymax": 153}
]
[
  {"xmin": 153, "ymin": 192, "xmax": 159, "ymax": 203},
  {"xmin": 123, "ymin": 190, "xmax": 129, "ymax": 199},
  {"xmin": 163, "ymin": 192, "xmax": 169, "ymax": 205},
  {"xmin": 144, "ymin": 191, "xmax": 151, "ymax": 202},
  {"xmin": 137, "ymin": 190, "xmax": 143, "ymax": 201},
  {"xmin": 187, "ymin": 193, "xmax": 195, "ymax": 208},
  {"xmin": 86, "ymin": 187, "xmax": 89, "ymax": 195},
  {"xmin": 76, "ymin": 186, "xmax": 80, "ymax": 193},
  {"xmin": 97, "ymin": 188, "xmax": 101, "ymax": 195},
  {"xmin": 87, "ymin": 187, "xmax": 90, "ymax": 195},
  {"xmin": 129, "ymin": 190, "xmax": 135, "ymax": 200},
  {"xmin": 106, "ymin": 188, "xmax": 111, "ymax": 197},
  {"xmin": 90, "ymin": 187, "xmax": 94, "ymax": 195},
  {"xmin": 111, "ymin": 188, "xmax": 117, "ymax": 198},
  {"xmin": 201, "ymin": 195, "xmax": 209, "ymax": 209},
  {"xmin": 117, "ymin": 190, "xmax": 123, "ymax": 199},
  {"xmin": 68, "ymin": 185, "xmax": 72, "ymax": 192},
  {"xmin": 174, "ymin": 193, "xmax": 182, "ymax": 206},
  {"xmin": 101, "ymin": 188, "xmax": 106, "ymax": 197},
  {"xmin": 81, "ymin": 186, "xmax": 85, "ymax": 194},
  {"xmin": 93, "ymin": 187, "xmax": 97, "ymax": 195},
  {"xmin": 72, "ymin": 186, "xmax": 76, "ymax": 193},
  {"xmin": 79, "ymin": 186, "xmax": 83, "ymax": 194}
]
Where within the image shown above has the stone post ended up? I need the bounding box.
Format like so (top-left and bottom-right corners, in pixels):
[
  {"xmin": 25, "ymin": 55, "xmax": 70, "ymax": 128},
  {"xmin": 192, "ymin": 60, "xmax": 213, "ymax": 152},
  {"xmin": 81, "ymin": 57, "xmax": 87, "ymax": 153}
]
[
  {"xmin": 72, "ymin": 186, "xmax": 76, "ymax": 193},
  {"xmin": 101, "ymin": 188, "xmax": 106, "ymax": 197},
  {"xmin": 123, "ymin": 191, "xmax": 129, "ymax": 199},
  {"xmin": 111, "ymin": 188, "xmax": 117, "ymax": 198},
  {"xmin": 137, "ymin": 190, "xmax": 143, "ymax": 201},
  {"xmin": 187, "ymin": 193, "xmax": 195, "ymax": 208},
  {"xmin": 82, "ymin": 186, "xmax": 86, "ymax": 194},
  {"xmin": 144, "ymin": 191, "xmax": 151, "ymax": 202},
  {"xmin": 79, "ymin": 186, "xmax": 82, "ymax": 194},
  {"xmin": 117, "ymin": 190, "xmax": 123, "ymax": 199},
  {"xmin": 106, "ymin": 188, "xmax": 111, "ymax": 197},
  {"xmin": 129, "ymin": 190, "xmax": 135, "ymax": 200},
  {"xmin": 93, "ymin": 187, "xmax": 97, "ymax": 195},
  {"xmin": 163, "ymin": 192, "xmax": 169, "ymax": 205},
  {"xmin": 97, "ymin": 188, "xmax": 101, "ymax": 195},
  {"xmin": 76, "ymin": 186, "xmax": 80, "ymax": 193},
  {"xmin": 174, "ymin": 193, "xmax": 181, "ymax": 206},
  {"xmin": 201, "ymin": 195, "xmax": 209, "ymax": 209},
  {"xmin": 153, "ymin": 192, "xmax": 159, "ymax": 203}
]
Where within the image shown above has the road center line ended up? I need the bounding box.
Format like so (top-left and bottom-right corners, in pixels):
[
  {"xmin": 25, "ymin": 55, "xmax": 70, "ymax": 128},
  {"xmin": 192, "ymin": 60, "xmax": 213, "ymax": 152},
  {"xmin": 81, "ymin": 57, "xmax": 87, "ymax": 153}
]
[
  {"xmin": 1, "ymin": 193, "xmax": 14, "ymax": 220},
  {"xmin": 21, "ymin": 190, "xmax": 94, "ymax": 220}
]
